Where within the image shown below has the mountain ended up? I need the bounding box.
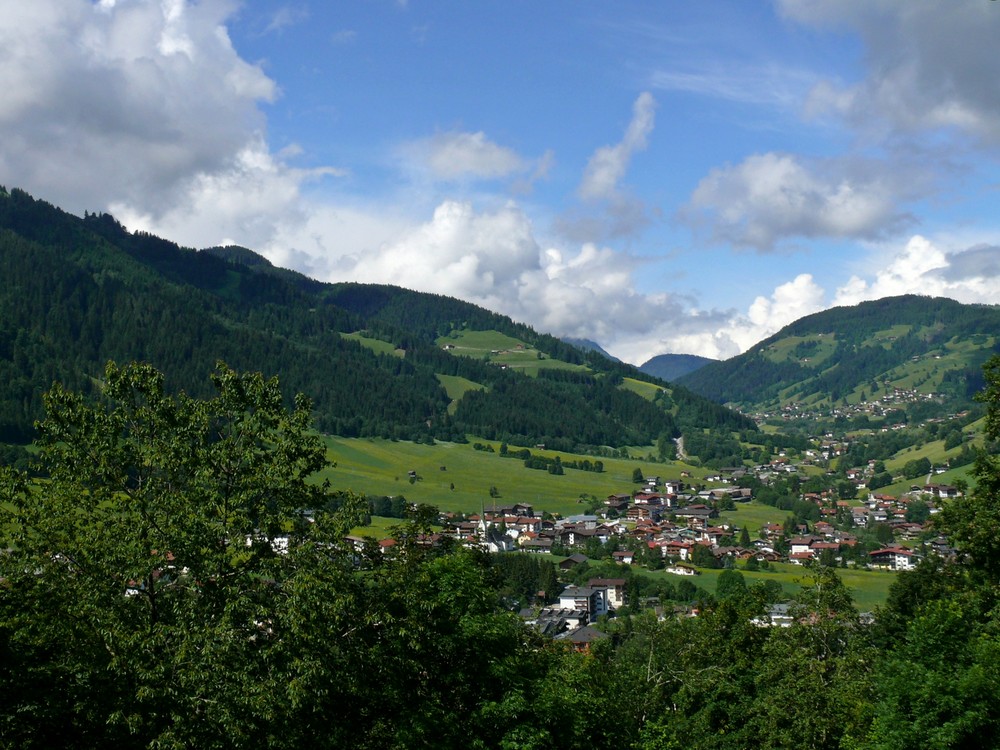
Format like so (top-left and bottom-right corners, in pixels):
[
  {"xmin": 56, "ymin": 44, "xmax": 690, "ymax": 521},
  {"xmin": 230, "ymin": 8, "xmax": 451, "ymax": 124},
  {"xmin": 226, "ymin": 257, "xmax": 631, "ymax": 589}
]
[
  {"xmin": 640, "ymin": 353, "xmax": 715, "ymax": 382},
  {"xmin": 0, "ymin": 186, "xmax": 754, "ymax": 450},
  {"xmin": 561, "ymin": 337, "xmax": 620, "ymax": 362},
  {"xmin": 678, "ymin": 295, "xmax": 1000, "ymax": 422}
]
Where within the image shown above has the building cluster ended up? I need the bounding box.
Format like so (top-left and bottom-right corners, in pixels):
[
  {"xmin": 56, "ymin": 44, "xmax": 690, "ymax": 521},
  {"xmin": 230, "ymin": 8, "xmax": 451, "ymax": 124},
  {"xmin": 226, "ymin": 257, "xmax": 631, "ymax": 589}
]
[{"xmin": 431, "ymin": 464, "xmax": 959, "ymax": 576}]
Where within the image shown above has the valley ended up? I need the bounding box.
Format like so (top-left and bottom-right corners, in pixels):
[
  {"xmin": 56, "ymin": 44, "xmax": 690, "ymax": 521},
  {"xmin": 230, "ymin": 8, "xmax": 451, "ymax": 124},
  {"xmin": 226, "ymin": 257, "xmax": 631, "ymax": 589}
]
[{"xmin": 2, "ymin": 186, "xmax": 1000, "ymax": 748}]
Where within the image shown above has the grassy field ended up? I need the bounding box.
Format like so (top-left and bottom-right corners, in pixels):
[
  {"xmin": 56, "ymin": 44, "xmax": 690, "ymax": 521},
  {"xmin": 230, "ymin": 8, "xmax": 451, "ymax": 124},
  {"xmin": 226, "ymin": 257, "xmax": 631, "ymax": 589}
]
[
  {"xmin": 435, "ymin": 374, "xmax": 485, "ymax": 413},
  {"xmin": 652, "ymin": 562, "xmax": 896, "ymax": 611},
  {"xmin": 621, "ymin": 377, "xmax": 664, "ymax": 401},
  {"xmin": 341, "ymin": 331, "xmax": 403, "ymax": 357},
  {"xmin": 717, "ymin": 501, "xmax": 789, "ymax": 534},
  {"xmin": 320, "ymin": 435, "xmax": 681, "ymax": 516},
  {"xmin": 436, "ymin": 329, "xmax": 590, "ymax": 376},
  {"xmin": 349, "ymin": 515, "xmax": 402, "ymax": 538},
  {"xmin": 763, "ymin": 333, "xmax": 838, "ymax": 369}
]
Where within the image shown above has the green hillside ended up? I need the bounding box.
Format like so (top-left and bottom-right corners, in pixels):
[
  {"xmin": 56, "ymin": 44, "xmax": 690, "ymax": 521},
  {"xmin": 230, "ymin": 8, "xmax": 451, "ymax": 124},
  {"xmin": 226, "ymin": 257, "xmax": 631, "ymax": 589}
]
[
  {"xmin": 0, "ymin": 186, "xmax": 753, "ymax": 454},
  {"xmin": 679, "ymin": 295, "xmax": 1000, "ymax": 423}
]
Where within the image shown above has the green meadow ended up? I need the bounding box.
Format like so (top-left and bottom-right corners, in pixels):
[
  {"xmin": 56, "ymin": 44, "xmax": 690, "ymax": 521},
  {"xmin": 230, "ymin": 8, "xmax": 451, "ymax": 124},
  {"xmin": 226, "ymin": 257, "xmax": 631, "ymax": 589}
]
[
  {"xmin": 320, "ymin": 435, "xmax": 678, "ymax": 517},
  {"xmin": 682, "ymin": 563, "xmax": 896, "ymax": 611},
  {"xmin": 340, "ymin": 331, "xmax": 403, "ymax": 357},
  {"xmin": 437, "ymin": 329, "xmax": 590, "ymax": 376}
]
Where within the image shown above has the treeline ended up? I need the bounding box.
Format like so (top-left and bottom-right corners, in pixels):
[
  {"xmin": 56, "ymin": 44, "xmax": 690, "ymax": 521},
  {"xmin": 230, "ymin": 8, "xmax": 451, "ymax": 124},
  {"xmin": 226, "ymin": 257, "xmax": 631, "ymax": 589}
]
[{"xmin": 494, "ymin": 444, "xmax": 604, "ymax": 473}]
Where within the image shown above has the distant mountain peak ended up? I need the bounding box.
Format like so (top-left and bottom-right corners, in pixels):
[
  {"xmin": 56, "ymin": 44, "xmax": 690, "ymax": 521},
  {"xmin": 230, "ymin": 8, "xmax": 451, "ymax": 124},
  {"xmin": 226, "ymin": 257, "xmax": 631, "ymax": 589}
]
[
  {"xmin": 639, "ymin": 353, "xmax": 716, "ymax": 382},
  {"xmin": 561, "ymin": 337, "xmax": 621, "ymax": 362}
]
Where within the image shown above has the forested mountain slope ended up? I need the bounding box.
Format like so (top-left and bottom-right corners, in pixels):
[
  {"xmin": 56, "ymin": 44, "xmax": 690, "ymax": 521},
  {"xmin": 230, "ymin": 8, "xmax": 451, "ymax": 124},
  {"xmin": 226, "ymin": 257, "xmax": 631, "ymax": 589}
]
[
  {"xmin": 0, "ymin": 187, "xmax": 752, "ymax": 449},
  {"xmin": 678, "ymin": 295, "xmax": 1000, "ymax": 419},
  {"xmin": 640, "ymin": 353, "xmax": 715, "ymax": 382}
]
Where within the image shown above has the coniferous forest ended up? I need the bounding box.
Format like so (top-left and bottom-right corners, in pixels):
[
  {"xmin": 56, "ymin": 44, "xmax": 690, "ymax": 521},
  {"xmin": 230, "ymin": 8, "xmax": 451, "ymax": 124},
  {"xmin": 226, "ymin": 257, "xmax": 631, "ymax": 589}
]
[{"xmin": 0, "ymin": 187, "xmax": 752, "ymax": 449}]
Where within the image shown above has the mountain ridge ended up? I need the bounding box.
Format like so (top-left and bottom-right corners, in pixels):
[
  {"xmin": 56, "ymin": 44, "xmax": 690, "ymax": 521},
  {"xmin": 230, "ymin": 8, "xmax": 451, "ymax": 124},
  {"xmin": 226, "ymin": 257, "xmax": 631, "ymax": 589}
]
[
  {"xmin": 0, "ymin": 186, "xmax": 753, "ymax": 450},
  {"xmin": 678, "ymin": 294, "xmax": 1000, "ymax": 422}
]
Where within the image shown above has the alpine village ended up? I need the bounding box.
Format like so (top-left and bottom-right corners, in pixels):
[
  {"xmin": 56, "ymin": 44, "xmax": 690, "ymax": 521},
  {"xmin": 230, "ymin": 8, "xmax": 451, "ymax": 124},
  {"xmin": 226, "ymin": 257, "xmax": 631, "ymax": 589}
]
[{"xmin": 3, "ymin": 186, "xmax": 1000, "ymax": 749}]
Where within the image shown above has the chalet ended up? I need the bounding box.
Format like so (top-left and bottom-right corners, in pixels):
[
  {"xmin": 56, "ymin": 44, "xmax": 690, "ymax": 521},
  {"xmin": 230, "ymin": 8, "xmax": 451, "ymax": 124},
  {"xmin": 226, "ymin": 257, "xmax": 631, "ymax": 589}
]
[
  {"xmin": 626, "ymin": 504, "xmax": 664, "ymax": 522},
  {"xmin": 663, "ymin": 540, "xmax": 694, "ymax": 561},
  {"xmin": 813, "ymin": 521, "xmax": 834, "ymax": 537},
  {"xmin": 922, "ymin": 484, "xmax": 960, "ymax": 499},
  {"xmin": 525, "ymin": 607, "xmax": 589, "ymax": 635},
  {"xmin": 762, "ymin": 523, "xmax": 784, "ymax": 539},
  {"xmin": 612, "ymin": 550, "xmax": 635, "ymax": 565},
  {"xmin": 698, "ymin": 527, "xmax": 728, "ymax": 545},
  {"xmin": 634, "ymin": 491, "xmax": 666, "ymax": 505},
  {"xmin": 485, "ymin": 502, "xmax": 535, "ymax": 517},
  {"xmin": 752, "ymin": 603, "xmax": 793, "ymax": 628},
  {"xmin": 869, "ymin": 546, "xmax": 919, "ymax": 571},
  {"xmin": 344, "ymin": 534, "xmax": 368, "ymax": 553},
  {"xmin": 554, "ymin": 624, "xmax": 608, "ymax": 653},
  {"xmin": 789, "ymin": 550, "xmax": 815, "ymax": 565},
  {"xmin": 810, "ymin": 541, "xmax": 840, "ymax": 556},
  {"xmin": 665, "ymin": 563, "xmax": 699, "ymax": 576},
  {"xmin": 788, "ymin": 536, "xmax": 821, "ymax": 555},
  {"xmin": 674, "ymin": 505, "xmax": 717, "ymax": 528},
  {"xmin": 604, "ymin": 494, "xmax": 631, "ymax": 513},
  {"xmin": 520, "ymin": 538, "xmax": 553, "ymax": 553},
  {"xmin": 558, "ymin": 553, "xmax": 588, "ymax": 570},
  {"xmin": 562, "ymin": 514, "xmax": 599, "ymax": 529}
]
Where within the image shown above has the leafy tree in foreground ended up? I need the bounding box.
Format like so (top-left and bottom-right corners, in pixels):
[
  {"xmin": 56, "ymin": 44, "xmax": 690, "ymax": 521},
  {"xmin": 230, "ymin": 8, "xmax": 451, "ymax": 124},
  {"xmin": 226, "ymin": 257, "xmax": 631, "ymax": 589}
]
[
  {"xmin": 856, "ymin": 355, "xmax": 1000, "ymax": 749},
  {"xmin": 0, "ymin": 362, "xmax": 372, "ymax": 747}
]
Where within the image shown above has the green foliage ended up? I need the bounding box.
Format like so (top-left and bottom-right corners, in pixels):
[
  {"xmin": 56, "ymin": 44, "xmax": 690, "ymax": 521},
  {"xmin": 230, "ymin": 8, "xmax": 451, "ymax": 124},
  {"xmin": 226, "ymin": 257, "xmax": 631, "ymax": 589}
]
[
  {"xmin": 0, "ymin": 363, "xmax": 568, "ymax": 749},
  {"xmin": 0, "ymin": 362, "xmax": 367, "ymax": 746},
  {"xmin": 939, "ymin": 355, "xmax": 1000, "ymax": 578},
  {"xmin": 715, "ymin": 569, "xmax": 747, "ymax": 599},
  {"xmin": 903, "ymin": 456, "xmax": 932, "ymax": 479}
]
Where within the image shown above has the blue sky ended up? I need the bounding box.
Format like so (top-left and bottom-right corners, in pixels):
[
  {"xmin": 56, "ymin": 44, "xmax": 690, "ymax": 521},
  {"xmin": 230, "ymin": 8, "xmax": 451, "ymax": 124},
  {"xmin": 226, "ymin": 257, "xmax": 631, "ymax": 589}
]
[{"xmin": 2, "ymin": 1, "xmax": 1000, "ymax": 364}]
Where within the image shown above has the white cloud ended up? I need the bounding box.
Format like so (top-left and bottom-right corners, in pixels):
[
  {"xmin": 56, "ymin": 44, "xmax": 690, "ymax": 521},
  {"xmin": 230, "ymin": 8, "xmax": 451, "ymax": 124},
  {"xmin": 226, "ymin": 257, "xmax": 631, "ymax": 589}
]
[
  {"xmin": 578, "ymin": 92, "xmax": 656, "ymax": 201},
  {"xmin": 401, "ymin": 131, "xmax": 528, "ymax": 182},
  {"xmin": 610, "ymin": 273, "xmax": 826, "ymax": 364},
  {"xmin": 0, "ymin": 0, "xmax": 280, "ymax": 222},
  {"xmin": 263, "ymin": 6, "xmax": 310, "ymax": 36},
  {"xmin": 110, "ymin": 136, "xmax": 345, "ymax": 252},
  {"xmin": 834, "ymin": 236, "xmax": 1000, "ymax": 307},
  {"xmin": 681, "ymin": 152, "xmax": 915, "ymax": 251}
]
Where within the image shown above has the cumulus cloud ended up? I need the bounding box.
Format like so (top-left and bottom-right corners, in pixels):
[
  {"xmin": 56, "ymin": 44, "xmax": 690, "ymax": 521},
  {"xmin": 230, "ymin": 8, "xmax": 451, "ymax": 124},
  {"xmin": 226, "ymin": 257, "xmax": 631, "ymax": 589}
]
[
  {"xmin": 834, "ymin": 236, "xmax": 1000, "ymax": 307},
  {"xmin": 780, "ymin": 0, "xmax": 1000, "ymax": 146},
  {"xmin": 681, "ymin": 152, "xmax": 916, "ymax": 251},
  {"xmin": 8, "ymin": 0, "xmax": 997, "ymax": 372},
  {"xmin": 618, "ymin": 274, "xmax": 826, "ymax": 363},
  {"xmin": 400, "ymin": 131, "xmax": 528, "ymax": 182},
  {"xmin": 0, "ymin": 0, "xmax": 280, "ymax": 222},
  {"xmin": 111, "ymin": 136, "xmax": 345, "ymax": 252}
]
